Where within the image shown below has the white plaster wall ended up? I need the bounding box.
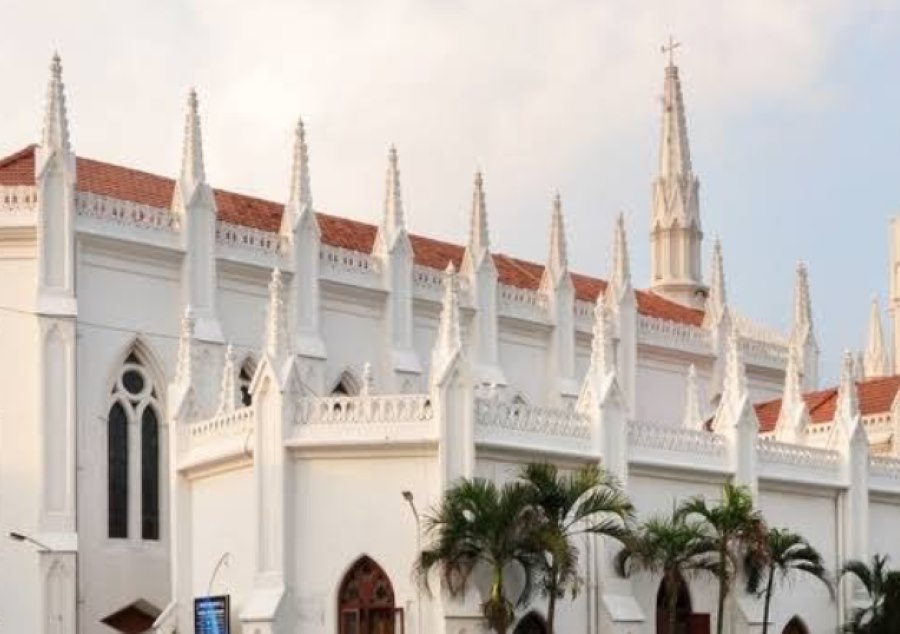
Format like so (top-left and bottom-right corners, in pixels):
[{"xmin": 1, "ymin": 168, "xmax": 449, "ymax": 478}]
[
  {"xmin": 190, "ymin": 467, "xmax": 255, "ymax": 632},
  {"xmin": 869, "ymin": 499, "xmax": 900, "ymax": 563},
  {"xmin": 321, "ymin": 303, "xmax": 382, "ymax": 391},
  {"xmin": 498, "ymin": 330, "xmax": 548, "ymax": 404},
  {"xmin": 634, "ymin": 359, "xmax": 702, "ymax": 424},
  {"xmin": 0, "ymin": 257, "xmax": 42, "ymax": 632},
  {"xmin": 757, "ymin": 487, "xmax": 838, "ymax": 633},
  {"xmin": 76, "ymin": 250, "xmax": 181, "ymax": 633},
  {"xmin": 292, "ymin": 453, "xmax": 440, "ymax": 634}
]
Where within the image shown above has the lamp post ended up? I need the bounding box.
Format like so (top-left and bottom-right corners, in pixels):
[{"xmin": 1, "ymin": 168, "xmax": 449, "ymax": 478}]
[
  {"xmin": 206, "ymin": 552, "xmax": 231, "ymax": 596},
  {"xmin": 401, "ymin": 491, "xmax": 423, "ymax": 634},
  {"xmin": 8, "ymin": 531, "xmax": 53, "ymax": 552}
]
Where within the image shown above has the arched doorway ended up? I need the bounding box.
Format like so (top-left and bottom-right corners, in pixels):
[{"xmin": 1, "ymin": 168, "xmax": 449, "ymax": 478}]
[
  {"xmin": 514, "ymin": 611, "xmax": 548, "ymax": 634},
  {"xmin": 782, "ymin": 617, "xmax": 809, "ymax": 634},
  {"xmin": 338, "ymin": 556, "xmax": 403, "ymax": 634},
  {"xmin": 657, "ymin": 576, "xmax": 709, "ymax": 634}
]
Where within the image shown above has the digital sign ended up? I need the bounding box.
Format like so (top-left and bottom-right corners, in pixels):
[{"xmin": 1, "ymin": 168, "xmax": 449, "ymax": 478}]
[{"xmin": 194, "ymin": 595, "xmax": 230, "ymax": 634}]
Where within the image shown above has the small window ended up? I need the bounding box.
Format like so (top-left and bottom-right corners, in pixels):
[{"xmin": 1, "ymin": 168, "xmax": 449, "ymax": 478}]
[{"xmin": 239, "ymin": 365, "xmax": 253, "ymax": 407}]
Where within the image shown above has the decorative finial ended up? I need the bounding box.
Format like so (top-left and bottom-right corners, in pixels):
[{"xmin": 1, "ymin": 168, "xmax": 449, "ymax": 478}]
[
  {"xmin": 41, "ymin": 51, "xmax": 71, "ymax": 154},
  {"xmin": 175, "ymin": 306, "xmax": 196, "ymax": 386},
  {"xmin": 360, "ymin": 362, "xmax": 374, "ymax": 397},
  {"xmin": 382, "ymin": 144, "xmax": 405, "ymax": 242},
  {"xmin": 590, "ymin": 297, "xmax": 615, "ymax": 376},
  {"xmin": 265, "ymin": 268, "xmax": 289, "ymax": 359},
  {"xmin": 661, "ymin": 36, "xmax": 681, "ymax": 67},
  {"xmin": 609, "ymin": 212, "xmax": 632, "ymax": 302},
  {"xmin": 217, "ymin": 343, "xmax": 239, "ymax": 415},
  {"xmin": 469, "ymin": 169, "xmax": 490, "ymax": 259},
  {"xmin": 546, "ymin": 190, "xmax": 568, "ymax": 281},
  {"xmin": 180, "ymin": 88, "xmax": 207, "ymax": 190}
]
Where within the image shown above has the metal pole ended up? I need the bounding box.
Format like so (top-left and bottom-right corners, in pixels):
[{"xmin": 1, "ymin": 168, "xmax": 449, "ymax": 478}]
[{"xmin": 402, "ymin": 491, "xmax": 423, "ymax": 634}]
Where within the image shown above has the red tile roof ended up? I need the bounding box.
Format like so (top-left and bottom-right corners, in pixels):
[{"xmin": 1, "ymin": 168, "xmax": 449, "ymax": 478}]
[
  {"xmin": 754, "ymin": 375, "xmax": 900, "ymax": 432},
  {"xmin": 0, "ymin": 145, "xmax": 704, "ymax": 325}
]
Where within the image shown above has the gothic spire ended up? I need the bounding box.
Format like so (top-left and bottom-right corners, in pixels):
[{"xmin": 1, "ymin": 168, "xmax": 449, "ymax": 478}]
[
  {"xmin": 288, "ymin": 118, "xmax": 312, "ymax": 212},
  {"xmin": 468, "ymin": 170, "xmax": 490, "ymax": 263},
  {"xmin": 649, "ymin": 51, "xmax": 703, "ymax": 306},
  {"xmin": 864, "ymin": 296, "xmax": 889, "ymax": 378},
  {"xmin": 775, "ymin": 345, "xmax": 805, "ymax": 441},
  {"xmin": 682, "ymin": 364, "xmax": 703, "ymax": 430},
  {"xmin": 705, "ymin": 238, "xmax": 727, "ymax": 325},
  {"xmin": 41, "ymin": 52, "xmax": 71, "ymax": 155},
  {"xmin": 609, "ymin": 212, "xmax": 632, "ymax": 301},
  {"xmin": 835, "ymin": 350, "xmax": 860, "ymax": 426},
  {"xmin": 179, "ymin": 88, "xmax": 207, "ymax": 194},
  {"xmin": 792, "ymin": 262, "xmax": 814, "ymax": 340},
  {"xmin": 722, "ymin": 324, "xmax": 748, "ymax": 406},
  {"xmin": 265, "ymin": 268, "xmax": 289, "ymax": 359},
  {"xmin": 658, "ymin": 54, "xmax": 692, "ymax": 180},
  {"xmin": 175, "ymin": 306, "xmax": 196, "ymax": 386},
  {"xmin": 432, "ymin": 263, "xmax": 462, "ymax": 375},
  {"xmin": 217, "ymin": 343, "xmax": 239, "ymax": 416},
  {"xmin": 590, "ymin": 297, "xmax": 615, "ymax": 376},
  {"xmin": 382, "ymin": 145, "xmax": 405, "ymax": 243},
  {"xmin": 545, "ymin": 191, "xmax": 568, "ymax": 282}
]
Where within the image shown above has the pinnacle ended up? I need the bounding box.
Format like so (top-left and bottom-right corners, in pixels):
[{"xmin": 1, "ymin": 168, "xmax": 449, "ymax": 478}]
[
  {"xmin": 288, "ymin": 116, "xmax": 312, "ymax": 212},
  {"xmin": 658, "ymin": 59, "xmax": 692, "ymax": 179},
  {"xmin": 864, "ymin": 295, "xmax": 889, "ymax": 378},
  {"xmin": 682, "ymin": 364, "xmax": 703, "ymax": 429},
  {"xmin": 41, "ymin": 51, "xmax": 71, "ymax": 154},
  {"xmin": 709, "ymin": 238, "xmax": 727, "ymax": 308},
  {"xmin": 469, "ymin": 169, "xmax": 490, "ymax": 257},
  {"xmin": 590, "ymin": 297, "xmax": 615, "ymax": 375},
  {"xmin": 180, "ymin": 88, "xmax": 207, "ymax": 190},
  {"xmin": 547, "ymin": 191, "xmax": 568, "ymax": 278},
  {"xmin": 610, "ymin": 212, "xmax": 631, "ymax": 298},
  {"xmin": 383, "ymin": 145, "xmax": 405, "ymax": 239}
]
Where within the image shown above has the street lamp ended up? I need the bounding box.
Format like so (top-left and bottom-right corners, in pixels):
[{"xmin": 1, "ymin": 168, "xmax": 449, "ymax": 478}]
[
  {"xmin": 8, "ymin": 531, "xmax": 52, "ymax": 552},
  {"xmin": 207, "ymin": 552, "xmax": 231, "ymax": 596},
  {"xmin": 401, "ymin": 491, "xmax": 423, "ymax": 634}
]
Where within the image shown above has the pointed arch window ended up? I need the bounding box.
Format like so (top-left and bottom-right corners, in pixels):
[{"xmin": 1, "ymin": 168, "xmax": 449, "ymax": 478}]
[
  {"xmin": 107, "ymin": 351, "xmax": 162, "ymax": 541},
  {"xmin": 239, "ymin": 358, "xmax": 256, "ymax": 407}
]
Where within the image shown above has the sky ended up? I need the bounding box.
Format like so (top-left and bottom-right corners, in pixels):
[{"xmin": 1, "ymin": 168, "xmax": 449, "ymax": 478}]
[{"xmin": 2, "ymin": 0, "xmax": 900, "ymax": 384}]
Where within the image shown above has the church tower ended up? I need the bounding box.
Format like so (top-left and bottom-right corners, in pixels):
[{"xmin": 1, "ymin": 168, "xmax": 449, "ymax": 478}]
[{"xmin": 650, "ymin": 42, "xmax": 705, "ymax": 307}]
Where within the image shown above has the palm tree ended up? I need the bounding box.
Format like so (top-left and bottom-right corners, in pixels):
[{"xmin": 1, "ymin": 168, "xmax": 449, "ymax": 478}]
[
  {"xmin": 678, "ymin": 483, "xmax": 766, "ymax": 634},
  {"xmin": 840, "ymin": 554, "xmax": 900, "ymax": 633},
  {"xmin": 417, "ymin": 478, "xmax": 541, "ymax": 634},
  {"xmin": 615, "ymin": 511, "xmax": 717, "ymax": 634},
  {"xmin": 519, "ymin": 462, "xmax": 634, "ymax": 634},
  {"xmin": 744, "ymin": 528, "xmax": 832, "ymax": 634}
]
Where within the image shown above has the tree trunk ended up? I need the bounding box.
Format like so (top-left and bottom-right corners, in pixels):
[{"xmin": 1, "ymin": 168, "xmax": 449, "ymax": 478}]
[
  {"xmin": 716, "ymin": 548, "xmax": 727, "ymax": 634},
  {"xmin": 761, "ymin": 568, "xmax": 774, "ymax": 634},
  {"xmin": 546, "ymin": 562, "xmax": 558, "ymax": 634},
  {"xmin": 667, "ymin": 575, "xmax": 679, "ymax": 634},
  {"xmin": 547, "ymin": 591, "xmax": 556, "ymax": 634}
]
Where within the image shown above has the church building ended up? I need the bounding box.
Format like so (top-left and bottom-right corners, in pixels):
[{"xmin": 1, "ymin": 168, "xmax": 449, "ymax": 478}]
[{"xmin": 2, "ymin": 51, "xmax": 900, "ymax": 634}]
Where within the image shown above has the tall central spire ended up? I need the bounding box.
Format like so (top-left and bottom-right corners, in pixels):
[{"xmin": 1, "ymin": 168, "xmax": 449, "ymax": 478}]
[
  {"xmin": 658, "ymin": 59, "xmax": 693, "ymax": 180},
  {"xmin": 649, "ymin": 44, "xmax": 704, "ymax": 308}
]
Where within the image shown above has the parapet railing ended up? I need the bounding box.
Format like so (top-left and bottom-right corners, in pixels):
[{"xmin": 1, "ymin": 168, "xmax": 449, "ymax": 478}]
[
  {"xmin": 474, "ymin": 398, "xmax": 590, "ymax": 440},
  {"xmin": 295, "ymin": 393, "xmax": 434, "ymax": 426},
  {"xmin": 628, "ymin": 420, "xmax": 726, "ymax": 456}
]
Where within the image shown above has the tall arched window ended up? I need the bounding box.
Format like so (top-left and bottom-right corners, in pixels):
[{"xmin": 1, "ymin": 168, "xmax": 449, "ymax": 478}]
[
  {"xmin": 108, "ymin": 351, "xmax": 162, "ymax": 541},
  {"xmin": 782, "ymin": 617, "xmax": 809, "ymax": 634}
]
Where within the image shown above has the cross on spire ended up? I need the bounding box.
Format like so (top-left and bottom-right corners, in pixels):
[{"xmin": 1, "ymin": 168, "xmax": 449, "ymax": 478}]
[{"xmin": 661, "ymin": 36, "xmax": 681, "ymax": 67}]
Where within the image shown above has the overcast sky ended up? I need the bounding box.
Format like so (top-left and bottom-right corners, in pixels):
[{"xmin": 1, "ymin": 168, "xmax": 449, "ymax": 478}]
[{"xmin": 3, "ymin": 0, "xmax": 900, "ymax": 383}]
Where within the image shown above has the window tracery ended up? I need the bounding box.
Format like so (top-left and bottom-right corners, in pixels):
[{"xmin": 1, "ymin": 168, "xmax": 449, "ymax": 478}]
[{"xmin": 107, "ymin": 350, "xmax": 161, "ymax": 541}]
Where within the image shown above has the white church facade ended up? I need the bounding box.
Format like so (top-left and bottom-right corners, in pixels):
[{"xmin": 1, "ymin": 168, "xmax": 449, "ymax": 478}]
[{"xmin": 3, "ymin": 53, "xmax": 900, "ymax": 634}]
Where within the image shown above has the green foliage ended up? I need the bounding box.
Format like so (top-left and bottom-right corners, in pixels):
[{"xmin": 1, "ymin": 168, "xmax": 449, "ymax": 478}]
[
  {"xmin": 744, "ymin": 527, "xmax": 832, "ymax": 634},
  {"xmin": 678, "ymin": 483, "xmax": 766, "ymax": 634},
  {"xmin": 615, "ymin": 510, "xmax": 717, "ymax": 634},
  {"xmin": 416, "ymin": 478, "xmax": 542, "ymax": 633},
  {"xmin": 841, "ymin": 555, "xmax": 900, "ymax": 633},
  {"xmin": 519, "ymin": 463, "xmax": 633, "ymax": 634}
]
